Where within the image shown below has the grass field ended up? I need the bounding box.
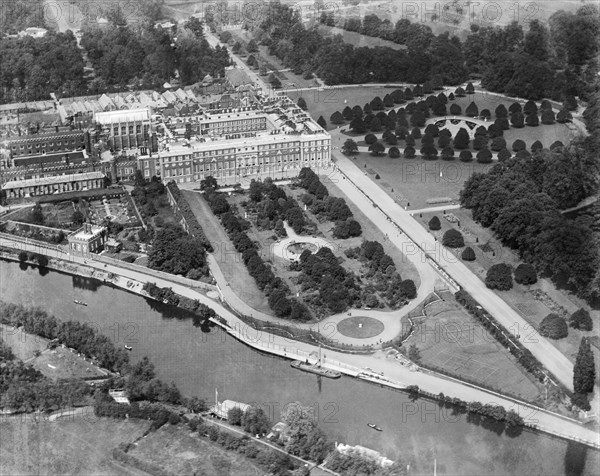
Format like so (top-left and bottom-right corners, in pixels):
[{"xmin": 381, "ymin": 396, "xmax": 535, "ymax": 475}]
[
  {"xmin": 318, "ymin": 25, "xmax": 407, "ymax": 50},
  {"xmin": 415, "ymin": 208, "xmax": 600, "ymax": 379},
  {"xmin": 31, "ymin": 346, "xmax": 108, "ymax": 381},
  {"xmin": 128, "ymin": 423, "xmax": 263, "ymax": 476},
  {"xmin": 337, "ymin": 316, "xmax": 385, "ymax": 338},
  {"xmin": 0, "ymin": 324, "xmax": 48, "ymax": 361},
  {"xmin": 410, "ymin": 294, "xmax": 541, "ymax": 400},
  {"xmin": 0, "ymin": 417, "xmax": 150, "ymax": 476}
]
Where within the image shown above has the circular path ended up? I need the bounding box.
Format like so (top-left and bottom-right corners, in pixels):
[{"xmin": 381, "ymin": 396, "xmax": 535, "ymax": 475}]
[{"xmin": 337, "ymin": 316, "xmax": 385, "ymax": 339}]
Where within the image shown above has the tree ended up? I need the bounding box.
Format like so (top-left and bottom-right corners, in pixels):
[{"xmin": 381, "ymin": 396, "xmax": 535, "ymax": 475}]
[
  {"xmin": 485, "ymin": 263, "xmax": 513, "ymax": 290},
  {"xmin": 232, "ymin": 41, "xmax": 242, "ymax": 54},
  {"xmin": 539, "ymin": 313, "xmax": 568, "ymax": 339},
  {"xmin": 400, "ymin": 280, "xmax": 417, "ymax": 299},
  {"xmin": 526, "ymin": 113, "xmax": 540, "ymax": 126},
  {"xmin": 342, "ymin": 139, "xmax": 358, "ymax": 155},
  {"xmin": 509, "ymin": 102, "xmax": 522, "ymax": 114},
  {"xmin": 524, "ymin": 100, "xmax": 538, "ymax": 116},
  {"xmin": 453, "ymin": 128, "xmax": 470, "ymax": 149},
  {"xmin": 369, "ymin": 142, "xmax": 385, "ymax": 156},
  {"xmin": 514, "ymin": 263, "xmax": 538, "ymax": 285},
  {"xmin": 72, "ymin": 210, "xmax": 84, "ymax": 225},
  {"xmin": 411, "ymin": 127, "xmax": 422, "ymax": 139},
  {"xmin": 449, "ymin": 103, "xmax": 462, "ymax": 115},
  {"xmin": 549, "ymin": 141, "xmax": 564, "ymax": 151},
  {"xmin": 388, "ymin": 146, "xmax": 401, "ymax": 158},
  {"xmin": 442, "ymin": 229, "xmax": 464, "ymax": 248},
  {"xmin": 29, "ymin": 204, "xmax": 44, "ymax": 225},
  {"xmin": 441, "ymin": 146, "xmax": 455, "ymax": 161},
  {"xmin": 541, "ymin": 109, "xmax": 555, "ymax": 124},
  {"xmin": 455, "ymin": 86, "xmax": 466, "ymax": 97},
  {"xmin": 420, "ymin": 144, "xmax": 438, "ymax": 160},
  {"xmin": 364, "ymin": 133, "xmax": 377, "ymax": 145},
  {"xmin": 410, "ymin": 110, "xmax": 426, "ymax": 127},
  {"xmin": 247, "ymin": 39, "xmax": 258, "ymax": 52},
  {"xmin": 425, "ymin": 124, "xmax": 439, "ymax": 137},
  {"xmin": 317, "ymin": 116, "xmax": 327, "ymax": 129},
  {"xmin": 473, "ymin": 135, "xmax": 488, "ymax": 150},
  {"xmin": 570, "ymin": 309, "xmax": 593, "ymax": 331},
  {"xmin": 556, "ymin": 108, "xmax": 572, "ymax": 123},
  {"xmin": 465, "ymin": 101, "xmax": 479, "ymax": 117},
  {"xmin": 480, "ymin": 109, "xmax": 491, "ymax": 120},
  {"xmin": 18, "ymin": 251, "xmax": 28, "ymax": 262},
  {"xmin": 370, "ymin": 96, "xmax": 384, "ymax": 111},
  {"xmin": 491, "ymin": 137, "xmax": 507, "ymax": 151},
  {"xmin": 437, "ymin": 135, "xmax": 451, "ymax": 148},
  {"xmin": 459, "ymin": 150, "xmax": 473, "ymax": 162},
  {"xmin": 495, "ymin": 104, "xmax": 509, "ymax": 118},
  {"xmin": 428, "ymin": 216, "xmax": 441, "ymax": 230},
  {"xmin": 330, "ymin": 111, "xmax": 344, "ymax": 125},
  {"xmin": 497, "ymin": 148, "xmax": 511, "ymax": 161},
  {"xmin": 476, "ymin": 149, "xmax": 493, "ymax": 163},
  {"xmin": 403, "ymin": 146, "xmax": 416, "ymax": 159},
  {"xmin": 350, "ymin": 116, "xmax": 366, "ymax": 133},
  {"xmin": 511, "ymin": 112, "xmax": 525, "ymax": 128},
  {"xmin": 242, "ymin": 407, "xmax": 271, "ymax": 435},
  {"xmin": 297, "ymin": 97, "xmax": 308, "ymax": 110},
  {"xmin": 512, "ymin": 139, "xmax": 526, "ymax": 152},
  {"xmin": 531, "ymin": 140, "xmax": 543, "ymax": 153},
  {"xmin": 269, "ymin": 74, "xmax": 282, "ymax": 89},
  {"xmin": 342, "ymin": 106, "xmax": 353, "ymax": 121},
  {"xmin": 228, "ymin": 407, "xmax": 244, "ymax": 425},
  {"xmin": 461, "ymin": 246, "xmax": 476, "ymax": 261}
]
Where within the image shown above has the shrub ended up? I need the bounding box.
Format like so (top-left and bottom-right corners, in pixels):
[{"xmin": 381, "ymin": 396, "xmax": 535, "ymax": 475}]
[
  {"xmin": 570, "ymin": 309, "xmax": 593, "ymax": 331},
  {"xmin": 428, "ymin": 216, "xmax": 441, "ymax": 231},
  {"xmin": 449, "ymin": 104, "xmax": 461, "ymax": 115},
  {"xmin": 497, "ymin": 148, "xmax": 511, "ymax": 161},
  {"xmin": 514, "ymin": 264, "xmax": 537, "ymax": 285},
  {"xmin": 459, "ymin": 150, "xmax": 473, "ymax": 162},
  {"xmin": 571, "ymin": 392, "xmax": 591, "ymax": 411},
  {"xmin": 388, "ymin": 146, "xmax": 401, "ymax": 158},
  {"xmin": 364, "ymin": 133, "xmax": 377, "ymax": 145},
  {"xmin": 512, "ymin": 139, "xmax": 526, "ymax": 152},
  {"xmin": 476, "ymin": 149, "xmax": 493, "ymax": 163},
  {"xmin": 485, "ymin": 263, "xmax": 513, "ymax": 290},
  {"xmin": 442, "ymin": 229, "xmax": 464, "ymax": 248},
  {"xmin": 539, "ymin": 313, "xmax": 568, "ymax": 339},
  {"xmin": 461, "ymin": 246, "xmax": 476, "ymax": 261},
  {"xmin": 403, "ymin": 146, "xmax": 416, "ymax": 159}
]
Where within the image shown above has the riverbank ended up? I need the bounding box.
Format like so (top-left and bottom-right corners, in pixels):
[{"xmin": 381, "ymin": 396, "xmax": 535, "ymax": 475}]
[{"xmin": 1, "ymin": 246, "xmax": 598, "ymax": 450}]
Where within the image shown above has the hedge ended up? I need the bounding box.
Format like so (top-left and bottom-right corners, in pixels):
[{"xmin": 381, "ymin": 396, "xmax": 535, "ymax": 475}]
[{"xmin": 166, "ymin": 182, "xmax": 213, "ymax": 252}]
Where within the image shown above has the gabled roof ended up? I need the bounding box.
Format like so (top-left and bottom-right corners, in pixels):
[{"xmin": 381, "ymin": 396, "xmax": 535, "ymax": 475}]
[{"xmin": 98, "ymin": 94, "xmax": 114, "ymax": 110}]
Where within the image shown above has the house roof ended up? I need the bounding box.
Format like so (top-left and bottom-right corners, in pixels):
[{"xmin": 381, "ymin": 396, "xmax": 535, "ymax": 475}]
[
  {"xmin": 2, "ymin": 171, "xmax": 105, "ymax": 190},
  {"xmin": 225, "ymin": 67, "xmax": 253, "ymax": 88}
]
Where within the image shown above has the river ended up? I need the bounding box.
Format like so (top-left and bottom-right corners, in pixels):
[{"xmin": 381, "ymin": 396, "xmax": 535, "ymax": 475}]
[{"xmin": 1, "ymin": 260, "xmax": 597, "ymax": 476}]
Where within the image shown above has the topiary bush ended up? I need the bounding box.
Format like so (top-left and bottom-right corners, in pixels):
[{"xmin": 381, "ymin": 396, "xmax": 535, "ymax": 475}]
[
  {"xmin": 428, "ymin": 216, "xmax": 441, "ymax": 231},
  {"xmin": 514, "ymin": 263, "xmax": 537, "ymax": 285},
  {"xmin": 539, "ymin": 313, "xmax": 568, "ymax": 339},
  {"xmin": 570, "ymin": 309, "xmax": 593, "ymax": 331},
  {"xmin": 442, "ymin": 229, "xmax": 464, "ymax": 248},
  {"xmin": 461, "ymin": 246, "xmax": 476, "ymax": 261},
  {"xmin": 485, "ymin": 263, "xmax": 513, "ymax": 290}
]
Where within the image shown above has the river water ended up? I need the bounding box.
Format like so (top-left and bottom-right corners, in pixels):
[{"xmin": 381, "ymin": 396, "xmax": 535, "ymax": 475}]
[{"xmin": 1, "ymin": 260, "xmax": 597, "ymax": 475}]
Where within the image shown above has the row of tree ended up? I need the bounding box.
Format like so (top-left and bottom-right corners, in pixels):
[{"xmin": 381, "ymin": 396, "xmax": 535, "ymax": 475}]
[{"xmin": 203, "ymin": 183, "xmax": 312, "ymax": 321}]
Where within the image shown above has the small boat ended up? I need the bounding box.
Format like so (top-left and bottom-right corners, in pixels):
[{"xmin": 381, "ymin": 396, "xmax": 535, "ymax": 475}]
[
  {"xmin": 124, "ymin": 345, "xmax": 132, "ymax": 351},
  {"xmin": 367, "ymin": 423, "xmax": 383, "ymax": 431},
  {"xmin": 74, "ymin": 300, "xmax": 87, "ymax": 306}
]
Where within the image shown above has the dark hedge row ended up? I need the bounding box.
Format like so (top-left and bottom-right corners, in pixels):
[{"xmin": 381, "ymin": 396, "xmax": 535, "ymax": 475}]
[{"xmin": 166, "ymin": 181, "xmax": 213, "ymax": 252}]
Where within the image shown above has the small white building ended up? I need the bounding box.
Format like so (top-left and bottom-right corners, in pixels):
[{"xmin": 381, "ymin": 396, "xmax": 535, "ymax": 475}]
[
  {"xmin": 68, "ymin": 223, "xmax": 107, "ymax": 254},
  {"xmin": 336, "ymin": 443, "xmax": 394, "ymax": 468}
]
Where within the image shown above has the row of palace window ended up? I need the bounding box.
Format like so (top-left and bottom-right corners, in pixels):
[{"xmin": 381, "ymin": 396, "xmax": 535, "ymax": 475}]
[{"xmin": 12, "ymin": 139, "xmax": 81, "ymax": 151}]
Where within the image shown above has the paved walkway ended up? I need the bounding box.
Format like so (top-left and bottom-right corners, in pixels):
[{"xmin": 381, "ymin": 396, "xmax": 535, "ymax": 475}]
[{"xmin": 2, "ymin": 237, "xmax": 598, "ymax": 447}]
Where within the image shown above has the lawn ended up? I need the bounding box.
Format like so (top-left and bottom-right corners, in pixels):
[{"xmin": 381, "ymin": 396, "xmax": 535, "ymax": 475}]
[
  {"xmin": 415, "ymin": 208, "xmax": 600, "ymax": 381},
  {"xmin": 337, "ymin": 316, "xmax": 385, "ymax": 339},
  {"xmin": 31, "ymin": 346, "xmax": 108, "ymax": 381},
  {"xmin": 0, "ymin": 323, "xmax": 48, "ymax": 361},
  {"xmin": 409, "ymin": 293, "xmax": 541, "ymax": 401},
  {"xmin": 318, "ymin": 25, "xmax": 407, "ymax": 50},
  {"xmin": 344, "ymin": 148, "xmax": 491, "ymax": 209},
  {"xmin": 127, "ymin": 423, "xmax": 263, "ymax": 476},
  {"xmin": 0, "ymin": 417, "xmax": 149, "ymax": 476},
  {"xmin": 182, "ymin": 190, "xmax": 272, "ymax": 315}
]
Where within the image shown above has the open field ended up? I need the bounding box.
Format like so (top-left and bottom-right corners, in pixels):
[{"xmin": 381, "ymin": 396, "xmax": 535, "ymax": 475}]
[
  {"xmin": 0, "ymin": 324, "xmax": 48, "ymax": 361},
  {"xmin": 410, "ymin": 294, "xmax": 541, "ymax": 400},
  {"xmin": 318, "ymin": 24, "xmax": 407, "ymax": 50},
  {"xmin": 128, "ymin": 422, "xmax": 264, "ymax": 476},
  {"xmin": 182, "ymin": 190, "xmax": 272, "ymax": 315},
  {"xmin": 344, "ymin": 149, "xmax": 491, "ymax": 209},
  {"xmin": 31, "ymin": 346, "xmax": 108, "ymax": 381},
  {"xmin": 337, "ymin": 316, "xmax": 385, "ymax": 338},
  {"xmin": 415, "ymin": 209, "xmax": 600, "ymax": 382},
  {"xmin": 0, "ymin": 417, "xmax": 150, "ymax": 476}
]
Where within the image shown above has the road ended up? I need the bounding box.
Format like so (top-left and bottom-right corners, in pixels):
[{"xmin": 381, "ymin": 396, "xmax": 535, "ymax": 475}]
[
  {"xmin": 329, "ymin": 143, "xmax": 577, "ymax": 392},
  {"xmin": 2, "ymin": 236, "xmax": 598, "ymax": 447}
]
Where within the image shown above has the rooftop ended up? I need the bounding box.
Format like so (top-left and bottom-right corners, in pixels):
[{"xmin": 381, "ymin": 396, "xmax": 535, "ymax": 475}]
[
  {"xmin": 94, "ymin": 108, "xmax": 151, "ymax": 125},
  {"xmin": 2, "ymin": 171, "xmax": 105, "ymax": 190},
  {"xmin": 70, "ymin": 223, "xmax": 106, "ymax": 241}
]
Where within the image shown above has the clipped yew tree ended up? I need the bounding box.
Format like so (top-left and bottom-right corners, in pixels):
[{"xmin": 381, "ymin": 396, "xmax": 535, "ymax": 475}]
[
  {"xmin": 539, "ymin": 313, "xmax": 568, "ymax": 339},
  {"xmin": 453, "ymin": 128, "xmax": 470, "ymax": 149},
  {"xmin": 485, "ymin": 263, "xmax": 513, "ymax": 290},
  {"xmin": 461, "ymin": 246, "xmax": 476, "ymax": 261},
  {"xmin": 442, "ymin": 229, "xmax": 464, "ymax": 248},
  {"xmin": 465, "ymin": 101, "xmax": 479, "ymax": 117},
  {"xmin": 459, "ymin": 150, "xmax": 473, "ymax": 162},
  {"xmin": 514, "ymin": 263, "xmax": 537, "ymax": 285},
  {"xmin": 570, "ymin": 309, "xmax": 593, "ymax": 331},
  {"xmin": 428, "ymin": 216, "xmax": 441, "ymax": 231}
]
